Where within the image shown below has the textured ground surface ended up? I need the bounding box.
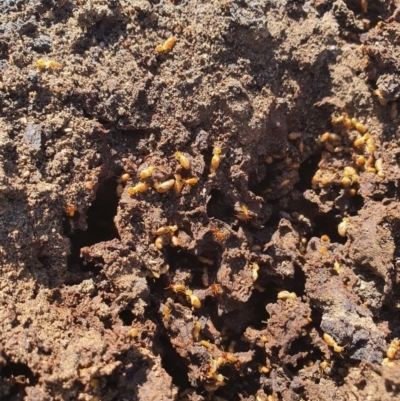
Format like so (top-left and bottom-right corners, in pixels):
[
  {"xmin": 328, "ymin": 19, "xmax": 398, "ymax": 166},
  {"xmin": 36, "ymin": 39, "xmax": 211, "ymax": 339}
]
[{"xmin": 1, "ymin": 0, "xmax": 400, "ymax": 400}]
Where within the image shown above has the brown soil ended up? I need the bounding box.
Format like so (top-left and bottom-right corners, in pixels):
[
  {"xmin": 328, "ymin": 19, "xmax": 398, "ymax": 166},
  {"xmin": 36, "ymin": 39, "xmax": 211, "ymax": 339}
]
[{"xmin": 1, "ymin": 1, "xmax": 400, "ymax": 400}]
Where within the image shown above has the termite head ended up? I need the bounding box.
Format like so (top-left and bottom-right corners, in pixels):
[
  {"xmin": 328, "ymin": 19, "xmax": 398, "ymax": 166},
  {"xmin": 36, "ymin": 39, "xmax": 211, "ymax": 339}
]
[
  {"xmin": 65, "ymin": 204, "xmax": 76, "ymax": 217},
  {"xmin": 211, "ymin": 228, "xmax": 225, "ymax": 241},
  {"xmin": 210, "ymin": 283, "xmax": 222, "ymax": 295}
]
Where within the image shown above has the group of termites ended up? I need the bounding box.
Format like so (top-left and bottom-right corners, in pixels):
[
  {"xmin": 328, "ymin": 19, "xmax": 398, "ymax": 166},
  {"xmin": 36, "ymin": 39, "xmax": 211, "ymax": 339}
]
[
  {"xmin": 307, "ymin": 113, "xmax": 383, "ymax": 260},
  {"xmin": 309, "ymin": 113, "xmax": 400, "ymax": 368},
  {"xmin": 160, "ymin": 284, "xmax": 243, "ymax": 390},
  {"xmin": 159, "ymin": 287, "xmax": 299, "ymax": 390},
  {"xmin": 118, "ymin": 145, "xmax": 233, "ymax": 310},
  {"xmin": 120, "ymin": 145, "xmax": 255, "ymax": 255},
  {"xmin": 127, "ymin": 152, "xmax": 193, "ymax": 195},
  {"xmin": 38, "ymin": 35, "xmax": 400, "ymax": 390},
  {"xmin": 117, "ymin": 136, "xmax": 261, "ymax": 386},
  {"xmin": 39, "ymin": 33, "xmax": 394, "ymax": 376},
  {"xmin": 312, "ymin": 112, "xmax": 384, "ymax": 197},
  {"xmin": 121, "ymin": 111, "xmax": 395, "ymax": 377},
  {"xmin": 125, "ymin": 147, "xmax": 220, "ymax": 197}
]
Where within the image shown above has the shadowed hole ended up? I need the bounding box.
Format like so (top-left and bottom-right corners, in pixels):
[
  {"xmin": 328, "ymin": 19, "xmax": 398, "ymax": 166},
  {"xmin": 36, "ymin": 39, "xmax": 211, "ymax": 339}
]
[
  {"xmin": 294, "ymin": 153, "xmax": 321, "ymax": 192},
  {"xmin": 119, "ymin": 310, "xmax": 135, "ymax": 326},
  {"xmin": 207, "ymin": 189, "xmax": 234, "ymax": 223},
  {"xmin": 65, "ymin": 177, "xmax": 120, "ymax": 284},
  {"xmin": 159, "ymin": 333, "xmax": 191, "ymax": 389},
  {"xmin": 285, "ymin": 336, "xmax": 318, "ymax": 374},
  {"xmin": 313, "ymin": 210, "xmax": 346, "ymax": 244},
  {"xmin": 1, "ymin": 361, "xmax": 37, "ymax": 388}
]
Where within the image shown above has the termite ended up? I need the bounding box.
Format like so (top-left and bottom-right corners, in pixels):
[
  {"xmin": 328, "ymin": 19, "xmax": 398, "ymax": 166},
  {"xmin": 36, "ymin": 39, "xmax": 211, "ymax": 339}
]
[
  {"xmin": 139, "ymin": 166, "xmax": 156, "ymax": 179},
  {"xmin": 127, "ymin": 182, "xmax": 150, "ymax": 195},
  {"xmin": 154, "ymin": 179, "xmax": 175, "ymax": 193},
  {"xmin": 202, "ymin": 268, "xmax": 209, "ymax": 286},
  {"xmin": 174, "ymin": 174, "xmax": 183, "ymax": 195},
  {"xmin": 210, "ymin": 146, "xmax": 222, "ymax": 175},
  {"xmin": 236, "ymin": 204, "xmax": 252, "ymax": 222},
  {"xmin": 210, "ymin": 283, "xmax": 222, "ymax": 295},
  {"xmin": 155, "ymin": 37, "xmax": 177, "ymax": 53},
  {"xmin": 211, "ymin": 228, "xmax": 225, "ymax": 241},
  {"xmin": 192, "ymin": 321, "xmax": 201, "ymax": 341},
  {"xmin": 198, "ymin": 256, "xmax": 214, "ymax": 266},
  {"xmin": 251, "ymin": 262, "xmax": 260, "ymax": 282},
  {"xmin": 163, "ymin": 306, "xmax": 170, "ymax": 322},
  {"xmin": 153, "ymin": 225, "xmax": 178, "ymax": 236},
  {"xmin": 174, "ymin": 151, "xmax": 190, "ymax": 170},
  {"xmin": 166, "ymin": 284, "xmax": 186, "ymax": 293},
  {"xmin": 182, "ymin": 177, "xmax": 198, "ymax": 185},
  {"xmin": 185, "ymin": 289, "xmax": 201, "ymax": 308}
]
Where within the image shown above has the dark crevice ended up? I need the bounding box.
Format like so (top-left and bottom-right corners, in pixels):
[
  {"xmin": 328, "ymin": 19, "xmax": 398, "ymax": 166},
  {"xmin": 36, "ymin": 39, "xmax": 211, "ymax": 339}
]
[
  {"xmin": 262, "ymin": 211, "xmax": 282, "ymax": 230},
  {"xmin": 201, "ymin": 297, "xmax": 221, "ymax": 333},
  {"xmin": 101, "ymin": 316, "xmax": 113, "ymax": 330},
  {"xmin": 286, "ymin": 336, "xmax": 318, "ymax": 373},
  {"xmin": 211, "ymin": 336, "xmax": 262, "ymax": 401},
  {"xmin": 80, "ymin": 177, "xmax": 120, "ymax": 243},
  {"xmin": 0, "ymin": 361, "xmax": 38, "ymax": 389},
  {"xmin": 309, "ymin": 306, "xmax": 323, "ymax": 329},
  {"xmin": 346, "ymin": 193, "xmax": 364, "ymax": 215},
  {"xmin": 250, "ymin": 166, "xmax": 275, "ymax": 197},
  {"xmin": 119, "ymin": 309, "xmax": 135, "ymax": 326},
  {"xmin": 207, "ymin": 189, "xmax": 234, "ymax": 223},
  {"xmin": 201, "ymin": 146, "xmax": 214, "ymax": 179},
  {"xmin": 239, "ymin": 290, "xmax": 273, "ymax": 331},
  {"xmin": 295, "ymin": 154, "xmax": 322, "ymax": 192},
  {"xmin": 313, "ymin": 210, "xmax": 347, "ymax": 244},
  {"xmin": 159, "ymin": 333, "xmax": 191, "ymax": 389},
  {"xmin": 112, "ymin": 347, "xmax": 152, "ymax": 398},
  {"xmin": 382, "ymin": 181, "xmax": 397, "ymax": 199},
  {"xmin": 164, "ymin": 247, "xmax": 199, "ymax": 273},
  {"xmin": 147, "ymin": 275, "xmax": 169, "ymax": 301},
  {"xmin": 65, "ymin": 177, "xmax": 120, "ymax": 284},
  {"xmin": 293, "ymin": 264, "xmax": 306, "ymax": 297},
  {"xmin": 187, "ymin": 300, "xmax": 264, "ymax": 399},
  {"xmin": 204, "ymin": 286, "xmax": 273, "ymax": 340}
]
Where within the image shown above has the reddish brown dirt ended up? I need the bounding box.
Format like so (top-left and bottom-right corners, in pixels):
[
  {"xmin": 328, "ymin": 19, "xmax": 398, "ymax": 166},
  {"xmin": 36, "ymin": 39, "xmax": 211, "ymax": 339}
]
[{"xmin": 1, "ymin": 1, "xmax": 400, "ymax": 400}]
